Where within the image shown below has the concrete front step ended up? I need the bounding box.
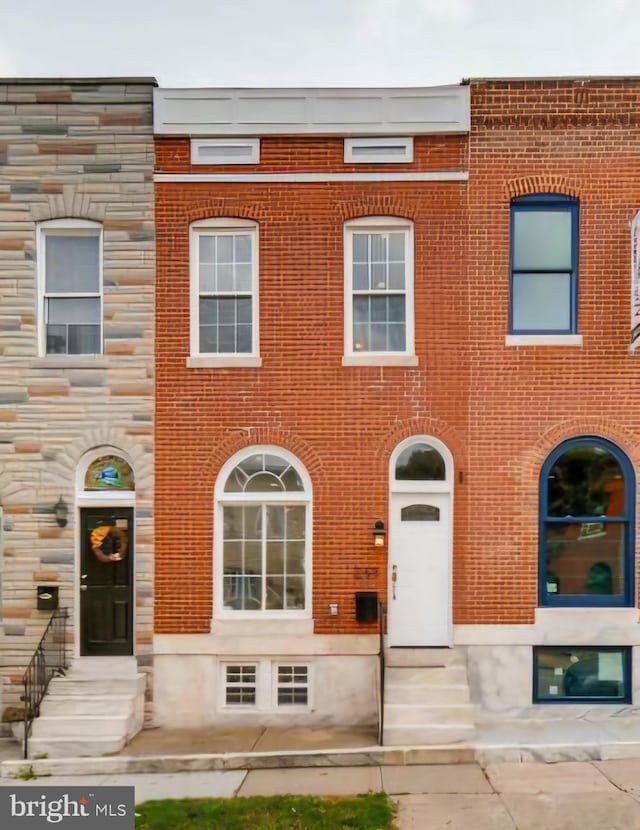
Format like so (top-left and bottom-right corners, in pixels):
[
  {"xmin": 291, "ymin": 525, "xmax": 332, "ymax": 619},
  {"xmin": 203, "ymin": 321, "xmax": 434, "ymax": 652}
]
[
  {"xmin": 384, "ymin": 703, "xmax": 475, "ymax": 727},
  {"xmin": 69, "ymin": 657, "xmax": 139, "ymax": 676},
  {"xmin": 46, "ymin": 675, "xmax": 145, "ymax": 696},
  {"xmin": 385, "ymin": 684, "xmax": 470, "ymax": 705},
  {"xmin": 40, "ymin": 694, "xmax": 136, "ymax": 717},
  {"xmin": 30, "ymin": 714, "xmax": 134, "ymax": 739},
  {"xmin": 385, "ymin": 666, "xmax": 468, "ymax": 686},
  {"xmin": 25, "ymin": 736, "xmax": 127, "ymax": 758},
  {"xmin": 383, "ymin": 724, "xmax": 476, "ymax": 746},
  {"xmin": 384, "ymin": 647, "xmax": 464, "ymax": 668}
]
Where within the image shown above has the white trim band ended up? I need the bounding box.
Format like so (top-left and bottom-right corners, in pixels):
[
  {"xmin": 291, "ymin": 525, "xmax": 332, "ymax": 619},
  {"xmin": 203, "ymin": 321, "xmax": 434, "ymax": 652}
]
[{"xmin": 155, "ymin": 171, "xmax": 468, "ymax": 184}]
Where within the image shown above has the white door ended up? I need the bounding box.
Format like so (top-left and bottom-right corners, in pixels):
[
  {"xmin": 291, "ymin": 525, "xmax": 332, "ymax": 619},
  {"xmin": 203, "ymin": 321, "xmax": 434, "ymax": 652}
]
[{"xmin": 388, "ymin": 492, "xmax": 451, "ymax": 646}]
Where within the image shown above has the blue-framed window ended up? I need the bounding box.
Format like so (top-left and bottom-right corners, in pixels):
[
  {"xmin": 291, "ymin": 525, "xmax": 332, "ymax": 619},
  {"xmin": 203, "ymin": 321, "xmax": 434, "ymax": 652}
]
[
  {"xmin": 539, "ymin": 437, "xmax": 635, "ymax": 607},
  {"xmin": 534, "ymin": 646, "xmax": 631, "ymax": 703},
  {"xmin": 510, "ymin": 194, "xmax": 579, "ymax": 334}
]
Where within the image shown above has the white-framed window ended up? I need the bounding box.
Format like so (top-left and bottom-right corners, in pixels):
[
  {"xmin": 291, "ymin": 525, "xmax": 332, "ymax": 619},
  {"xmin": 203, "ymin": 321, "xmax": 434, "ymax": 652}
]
[
  {"xmin": 344, "ymin": 217, "xmax": 414, "ymax": 360},
  {"xmin": 344, "ymin": 137, "xmax": 413, "ymax": 164},
  {"xmin": 190, "ymin": 218, "xmax": 259, "ymax": 360},
  {"xmin": 215, "ymin": 447, "xmax": 312, "ymax": 618},
  {"xmin": 37, "ymin": 219, "xmax": 102, "ymax": 356},
  {"xmin": 220, "ymin": 661, "xmax": 311, "ymax": 711},
  {"xmin": 191, "ymin": 138, "xmax": 260, "ymax": 165}
]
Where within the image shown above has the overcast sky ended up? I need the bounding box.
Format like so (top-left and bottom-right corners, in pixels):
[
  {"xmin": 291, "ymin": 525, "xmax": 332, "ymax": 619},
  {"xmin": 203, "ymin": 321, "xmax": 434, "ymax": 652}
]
[{"xmin": 1, "ymin": 0, "xmax": 638, "ymax": 87}]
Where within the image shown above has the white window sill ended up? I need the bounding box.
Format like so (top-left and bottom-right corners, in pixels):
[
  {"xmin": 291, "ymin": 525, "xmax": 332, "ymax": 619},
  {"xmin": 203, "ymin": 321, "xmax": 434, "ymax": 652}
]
[
  {"xmin": 342, "ymin": 354, "xmax": 419, "ymax": 367},
  {"xmin": 187, "ymin": 356, "xmax": 262, "ymax": 368},
  {"xmin": 505, "ymin": 335, "xmax": 583, "ymax": 347}
]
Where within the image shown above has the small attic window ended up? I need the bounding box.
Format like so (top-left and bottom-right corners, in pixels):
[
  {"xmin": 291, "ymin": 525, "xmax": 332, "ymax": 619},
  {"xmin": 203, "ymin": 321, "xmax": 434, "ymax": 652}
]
[
  {"xmin": 344, "ymin": 137, "xmax": 413, "ymax": 164},
  {"xmin": 191, "ymin": 139, "xmax": 260, "ymax": 165}
]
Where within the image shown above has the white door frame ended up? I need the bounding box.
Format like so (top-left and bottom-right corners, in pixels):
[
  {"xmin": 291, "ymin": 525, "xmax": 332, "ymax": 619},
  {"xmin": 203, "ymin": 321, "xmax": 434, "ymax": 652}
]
[{"xmin": 387, "ymin": 435, "xmax": 454, "ymax": 646}]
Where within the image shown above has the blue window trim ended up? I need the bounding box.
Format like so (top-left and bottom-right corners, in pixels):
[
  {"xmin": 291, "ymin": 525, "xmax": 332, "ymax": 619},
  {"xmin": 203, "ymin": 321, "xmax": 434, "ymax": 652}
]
[
  {"xmin": 533, "ymin": 646, "xmax": 632, "ymax": 704},
  {"xmin": 509, "ymin": 193, "xmax": 579, "ymax": 334},
  {"xmin": 538, "ymin": 436, "xmax": 635, "ymax": 608}
]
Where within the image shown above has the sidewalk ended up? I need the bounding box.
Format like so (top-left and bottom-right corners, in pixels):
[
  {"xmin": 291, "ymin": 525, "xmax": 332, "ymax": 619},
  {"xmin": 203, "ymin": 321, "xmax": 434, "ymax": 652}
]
[{"xmin": 2, "ymin": 760, "xmax": 640, "ymax": 828}]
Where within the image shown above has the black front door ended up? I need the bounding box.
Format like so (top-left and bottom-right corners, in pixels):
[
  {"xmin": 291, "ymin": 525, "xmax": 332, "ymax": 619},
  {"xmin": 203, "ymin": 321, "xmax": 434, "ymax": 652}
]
[{"xmin": 80, "ymin": 508, "xmax": 134, "ymax": 656}]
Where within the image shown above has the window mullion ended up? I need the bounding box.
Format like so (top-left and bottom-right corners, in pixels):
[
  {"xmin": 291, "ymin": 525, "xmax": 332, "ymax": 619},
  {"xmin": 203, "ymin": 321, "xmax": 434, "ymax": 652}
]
[{"xmin": 261, "ymin": 504, "xmax": 267, "ymax": 611}]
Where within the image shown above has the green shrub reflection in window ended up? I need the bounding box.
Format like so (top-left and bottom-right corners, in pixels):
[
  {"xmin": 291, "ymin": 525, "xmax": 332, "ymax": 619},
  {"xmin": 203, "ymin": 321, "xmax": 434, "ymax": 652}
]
[
  {"xmin": 85, "ymin": 455, "xmax": 135, "ymax": 490},
  {"xmin": 395, "ymin": 443, "xmax": 445, "ymax": 481}
]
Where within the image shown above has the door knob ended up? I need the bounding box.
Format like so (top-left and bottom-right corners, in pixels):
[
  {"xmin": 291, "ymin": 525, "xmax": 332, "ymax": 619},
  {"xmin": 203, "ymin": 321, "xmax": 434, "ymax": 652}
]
[
  {"xmin": 80, "ymin": 585, "xmax": 87, "ymax": 592},
  {"xmin": 391, "ymin": 564, "xmax": 397, "ymax": 600}
]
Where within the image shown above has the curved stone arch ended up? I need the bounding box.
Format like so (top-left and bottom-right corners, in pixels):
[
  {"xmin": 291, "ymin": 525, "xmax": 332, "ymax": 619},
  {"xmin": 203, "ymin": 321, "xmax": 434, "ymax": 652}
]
[
  {"xmin": 202, "ymin": 428, "xmax": 325, "ymax": 492},
  {"xmin": 29, "ymin": 185, "xmax": 107, "ymax": 223},
  {"xmin": 505, "ymin": 176, "xmax": 581, "ymax": 201}
]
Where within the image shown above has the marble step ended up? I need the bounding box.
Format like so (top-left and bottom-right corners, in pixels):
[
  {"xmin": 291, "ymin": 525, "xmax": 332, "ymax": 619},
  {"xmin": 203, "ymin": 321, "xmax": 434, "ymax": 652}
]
[
  {"xmin": 25, "ymin": 735, "xmax": 126, "ymax": 758},
  {"xmin": 46, "ymin": 674, "xmax": 145, "ymax": 696},
  {"xmin": 385, "ymin": 666, "xmax": 468, "ymax": 686},
  {"xmin": 385, "ymin": 647, "xmax": 464, "ymax": 668},
  {"xmin": 384, "ymin": 703, "xmax": 475, "ymax": 727},
  {"xmin": 383, "ymin": 724, "xmax": 476, "ymax": 746},
  {"xmin": 31, "ymin": 714, "xmax": 133, "ymax": 739},
  {"xmin": 39, "ymin": 694, "xmax": 136, "ymax": 717},
  {"xmin": 68, "ymin": 657, "xmax": 138, "ymax": 677},
  {"xmin": 385, "ymin": 683, "xmax": 470, "ymax": 705}
]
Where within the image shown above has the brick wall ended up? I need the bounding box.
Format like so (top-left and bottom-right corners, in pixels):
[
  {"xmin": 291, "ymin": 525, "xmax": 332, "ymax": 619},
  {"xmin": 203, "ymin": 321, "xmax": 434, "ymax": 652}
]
[
  {"xmin": 466, "ymin": 79, "xmax": 640, "ymax": 624},
  {"xmin": 154, "ymin": 136, "xmax": 470, "ymax": 633}
]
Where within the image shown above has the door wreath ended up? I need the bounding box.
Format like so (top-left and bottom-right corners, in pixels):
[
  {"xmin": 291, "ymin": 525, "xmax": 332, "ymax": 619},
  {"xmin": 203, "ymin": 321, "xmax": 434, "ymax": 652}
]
[{"xmin": 90, "ymin": 524, "xmax": 128, "ymax": 563}]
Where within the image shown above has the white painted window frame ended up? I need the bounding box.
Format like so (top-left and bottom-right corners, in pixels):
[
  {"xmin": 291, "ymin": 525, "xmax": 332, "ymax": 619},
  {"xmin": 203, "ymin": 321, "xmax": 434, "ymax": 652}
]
[
  {"xmin": 218, "ymin": 660, "xmax": 312, "ymax": 712},
  {"xmin": 389, "ymin": 435, "xmax": 454, "ymax": 495},
  {"xmin": 191, "ymin": 138, "xmax": 260, "ymax": 165},
  {"xmin": 344, "ymin": 137, "xmax": 413, "ymax": 164},
  {"xmin": 189, "ymin": 218, "xmax": 260, "ymax": 367},
  {"xmin": 37, "ymin": 218, "xmax": 103, "ymax": 358},
  {"xmin": 273, "ymin": 662, "xmax": 312, "ymax": 709},
  {"xmin": 214, "ymin": 446, "xmax": 312, "ymax": 621},
  {"xmin": 343, "ymin": 216, "xmax": 415, "ymax": 365},
  {"xmin": 221, "ymin": 662, "xmax": 259, "ymax": 708}
]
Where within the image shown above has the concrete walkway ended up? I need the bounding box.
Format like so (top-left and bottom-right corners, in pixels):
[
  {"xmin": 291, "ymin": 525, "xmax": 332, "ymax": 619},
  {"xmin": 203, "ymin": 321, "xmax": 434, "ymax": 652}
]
[{"xmin": 3, "ymin": 760, "xmax": 640, "ymax": 828}]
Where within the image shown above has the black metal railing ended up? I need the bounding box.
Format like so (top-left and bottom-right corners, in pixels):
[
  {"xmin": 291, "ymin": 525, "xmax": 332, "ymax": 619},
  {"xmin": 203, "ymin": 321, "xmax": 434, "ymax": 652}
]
[
  {"xmin": 377, "ymin": 600, "xmax": 387, "ymax": 745},
  {"xmin": 21, "ymin": 607, "xmax": 69, "ymax": 758}
]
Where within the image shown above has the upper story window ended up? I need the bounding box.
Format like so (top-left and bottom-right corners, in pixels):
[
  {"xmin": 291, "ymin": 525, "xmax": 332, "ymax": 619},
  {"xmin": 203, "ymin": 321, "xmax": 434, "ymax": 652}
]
[
  {"xmin": 540, "ymin": 437, "xmax": 635, "ymax": 607},
  {"xmin": 510, "ymin": 194, "xmax": 579, "ymax": 335},
  {"xmin": 191, "ymin": 139, "xmax": 260, "ymax": 165},
  {"xmin": 215, "ymin": 448, "xmax": 311, "ymax": 617},
  {"xmin": 38, "ymin": 219, "xmax": 102, "ymax": 355},
  {"xmin": 344, "ymin": 137, "xmax": 413, "ymax": 164},
  {"xmin": 190, "ymin": 218, "xmax": 259, "ymax": 360},
  {"xmin": 344, "ymin": 217, "xmax": 414, "ymax": 360}
]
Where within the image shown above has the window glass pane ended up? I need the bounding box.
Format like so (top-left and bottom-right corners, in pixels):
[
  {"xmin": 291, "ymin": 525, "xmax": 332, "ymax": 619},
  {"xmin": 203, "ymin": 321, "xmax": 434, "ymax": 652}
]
[
  {"xmin": 46, "ymin": 298, "xmax": 100, "ymax": 355},
  {"xmin": 47, "ymin": 297, "xmax": 100, "ymax": 324},
  {"xmin": 234, "ymin": 235, "xmax": 252, "ymax": 263},
  {"xmin": 371, "ymin": 263, "xmax": 386, "ymax": 289},
  {"xmin": 266, "ymin": 576, "xmax": 284, "ymax": 609},
  {"xmin": 217, "ymin": 263, "xmax": 234, "ymax": 292},
  {"xmin": 513, "ymin": 210, "xmax": 572, "ymax": 270},
  {"xmin": 395, "ymin": 443, "xmax": 446, "ymax": 480},
  {"xmin": 388, "ymin": 232, "xmax": 405, "ymax": 262},
  {"xmin": 388, "ymin": 262, "xmax": 405, "ymax": 290},
  {"xmin": 216, "ymin": 235, "xmax": 233, "ymax": 263},
  {"xmin": 512, "ymin": 273, "xmax": 571, "ymax": 331},
  {"xmin": 370, "ymin": 234, "xmax": 387, "ymax": 263},
  {"xmin": 199, "ymin": 235, "xmax": 216, "ymax": 263},
  {"xmin": 235, "ymin": 264, "xmax": 252, "ymax": 292},
  {"xmin": 547, "ymin": 446, "xmax": 625, "ymax": 518},
  {"xmin": 543, "ymin": 521, "xmax": 625, "ymax": 596},
  {"xmin": 352, "ymin": 234, "xmax": 368, "ymax": 263},
  {"xmin": 535, "ymin": 647, "xmax": 628, "ymax": 701},
  {"xmin": 198, "ymin": 298, "xmax": 252, "ymax": 354},
  {"xmin": 388, "ymin": 323, "xmax": 406, "ymax": 351},
  {"xmin": 45, "ymin": 234, "xmax": 100, "ymax": 293},
  {"xmin": 352, "ymin": 264, "xmax": 369, "ymax": 291},
  {"xmin": 284, "ymin": 575, "xmax": 305, "ymax": 609}
]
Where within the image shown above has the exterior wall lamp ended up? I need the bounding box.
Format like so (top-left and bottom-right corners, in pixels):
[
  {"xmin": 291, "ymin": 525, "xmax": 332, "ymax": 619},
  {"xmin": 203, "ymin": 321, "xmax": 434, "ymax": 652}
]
[
  {"xmin": 372, "ymin": 519, "xmax": 386, "ymax": 547},
  {"xmin": 54, "ymin": 495, "xmax": 69, "ymax": 528}
]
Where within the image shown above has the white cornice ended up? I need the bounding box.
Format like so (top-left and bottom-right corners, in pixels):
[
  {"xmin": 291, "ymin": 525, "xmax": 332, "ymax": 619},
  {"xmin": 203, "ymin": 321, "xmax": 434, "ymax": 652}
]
[{"xmin": 154, "ymin": 85, "xmax": 469, "ymax": 136}]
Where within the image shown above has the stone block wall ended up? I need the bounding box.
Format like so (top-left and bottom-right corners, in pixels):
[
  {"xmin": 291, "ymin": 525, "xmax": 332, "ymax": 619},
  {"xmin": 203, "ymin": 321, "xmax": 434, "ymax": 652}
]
[{"xmin": 0, "ymin": 79, "xmax": 156, "ymax": 725}]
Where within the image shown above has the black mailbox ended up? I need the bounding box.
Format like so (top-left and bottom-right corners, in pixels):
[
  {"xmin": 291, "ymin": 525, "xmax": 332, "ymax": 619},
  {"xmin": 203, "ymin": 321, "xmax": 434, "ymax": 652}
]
[
  {"xmin": 355, "ymin": 591, "xmax": 378, "ymax": 623},
  {"xmin": 37, "ymin": 586, "xmax": 59, "ymax": 612}
]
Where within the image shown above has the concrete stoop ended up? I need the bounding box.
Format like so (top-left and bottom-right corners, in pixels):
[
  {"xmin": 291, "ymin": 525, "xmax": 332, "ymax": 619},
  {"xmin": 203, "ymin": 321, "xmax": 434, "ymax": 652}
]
[
  {"xmin": 383, "ymin": 647, "xmax": 476, "ymax": 746},
  {"xmin": 20, "ymin": 657, "xmax": 145, "ymax": 758}
]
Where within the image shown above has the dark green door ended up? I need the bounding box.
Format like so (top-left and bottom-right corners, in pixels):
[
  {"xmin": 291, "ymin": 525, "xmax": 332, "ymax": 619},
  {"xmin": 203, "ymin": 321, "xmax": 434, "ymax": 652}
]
[{"xmin": 80, "ymin": 508, "xmax": 134, "ymax": 656}]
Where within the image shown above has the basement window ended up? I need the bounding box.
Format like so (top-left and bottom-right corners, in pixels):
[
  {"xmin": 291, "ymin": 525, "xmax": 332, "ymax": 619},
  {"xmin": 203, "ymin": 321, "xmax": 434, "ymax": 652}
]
[
  {"xmin": 276, "ymin": 665, "xmax": 309, "ymax": 706},
  {"xmin": 534, "ymin": 646, "xmax": 631, "ymax": 703},
  {"xmin": 191, "ymin": 139, "xmax": 260, "ymax": 165},
  {"xmin": 224, "ymin": 664, "xmax": 257, "ymax": 706},
  {"xmin": 344, "ymin": 137, "xmax": 413, "ymax": 164}
]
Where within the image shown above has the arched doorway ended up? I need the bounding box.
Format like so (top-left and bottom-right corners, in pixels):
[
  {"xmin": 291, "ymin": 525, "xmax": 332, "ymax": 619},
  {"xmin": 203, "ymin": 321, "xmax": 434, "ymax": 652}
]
[
  {"xmin": 77, "ymin": 449, "xmax": 135, "ymax": 656},
  {"xmin": 388, "ymin": 436, "xmax": 453, "ymax": 646}
]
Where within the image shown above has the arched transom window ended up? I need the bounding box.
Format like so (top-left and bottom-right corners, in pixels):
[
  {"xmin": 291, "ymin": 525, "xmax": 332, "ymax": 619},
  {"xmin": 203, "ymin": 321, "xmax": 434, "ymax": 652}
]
[
  {"xmin": 216, "ymin": 449, "xmax": 311, "ymax": 615},
  {"xmin": 540, "ymin": 437, "xmax": 635, "ymax": 607},
  {"xmin": 394, "ymin": 441, "xmax": 446, "ymax": 482}
]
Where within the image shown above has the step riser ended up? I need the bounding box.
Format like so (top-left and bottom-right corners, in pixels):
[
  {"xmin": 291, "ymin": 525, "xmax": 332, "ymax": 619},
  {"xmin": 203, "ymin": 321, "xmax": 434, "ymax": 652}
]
[
  {"xmin": 47, "ymin": 677, "xmax": 145, "ymax": 696},
  {"xmin": 385, "ymin": 666, "xmax": 467, "ymax": 685},
  {"xmin": 384, "ymin": 705, "xmax": 475, "ymax": 727},
  {"xmin": 40, "ymin": 698, "xmax": 136, "ymax": 716},
  {"xmin": 383, "ymin": 725, "xmax": 476, "ymax": 746},
  {"xmin": 26, "ymin": 737, "xmax": 126, "ymax": 758},
  {"xmin": 385, "ymin": 686, "xmax": 470, "ymax": 705},
  {"xmin": 385, "ymin": 648, "xmax": 465, "ymax": 668},
  {"xmin": 70, "ymin": 658, "xmax": 138, "ymax": 677},
  {"xmin": 32, "ymin": 716, "xmax": 134, "ymax": 738}
]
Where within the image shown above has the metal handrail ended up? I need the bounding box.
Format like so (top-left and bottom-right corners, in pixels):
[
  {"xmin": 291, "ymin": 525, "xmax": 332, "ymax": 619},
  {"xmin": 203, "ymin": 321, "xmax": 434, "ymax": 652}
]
[
  {"xmin": 377, "ymin": 601, "xmax": 387, "ymax": 745},
  {"xmin": 21, "ymin": 607, "xmax": 69, "ymax": 758}
]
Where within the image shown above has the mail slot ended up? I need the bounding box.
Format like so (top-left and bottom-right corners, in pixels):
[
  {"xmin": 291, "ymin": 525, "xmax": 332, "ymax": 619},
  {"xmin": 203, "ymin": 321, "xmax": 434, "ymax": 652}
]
[
  {"xmin": 355, "ymin": 591, "xmax": 378, "ymax": 624},
  {"xmin": 37, "ymin": 585, "xmax": 59, "ymax": 611}
]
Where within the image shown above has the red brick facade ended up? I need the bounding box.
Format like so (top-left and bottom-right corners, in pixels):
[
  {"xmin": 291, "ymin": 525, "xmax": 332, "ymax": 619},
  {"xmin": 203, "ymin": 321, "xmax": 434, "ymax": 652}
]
[{"xmin": 154, "ymin": 79, "xmax": 640, "ymax": 635}]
